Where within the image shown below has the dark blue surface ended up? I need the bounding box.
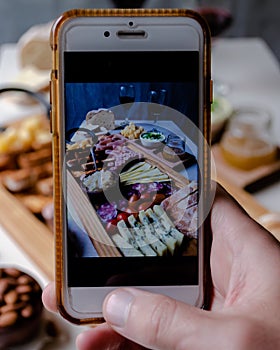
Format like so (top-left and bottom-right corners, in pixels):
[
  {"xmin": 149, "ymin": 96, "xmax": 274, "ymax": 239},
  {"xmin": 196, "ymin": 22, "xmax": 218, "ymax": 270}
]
[{"xmin": 65, "ymin": 82, "xmax": 198, "ymax": 131}]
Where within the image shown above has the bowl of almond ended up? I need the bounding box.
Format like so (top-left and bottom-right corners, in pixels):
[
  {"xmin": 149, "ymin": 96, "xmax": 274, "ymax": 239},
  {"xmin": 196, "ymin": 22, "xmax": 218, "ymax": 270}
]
[{"xmin": 0, "ymin": 265, "xmax": 44, "ymax": 349}]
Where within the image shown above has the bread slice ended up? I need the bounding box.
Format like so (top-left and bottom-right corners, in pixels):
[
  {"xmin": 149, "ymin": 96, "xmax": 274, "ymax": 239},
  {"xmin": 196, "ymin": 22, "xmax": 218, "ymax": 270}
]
[{"xmin": 86, "ymin": 109, "xmax": 115, "ymax": 130}]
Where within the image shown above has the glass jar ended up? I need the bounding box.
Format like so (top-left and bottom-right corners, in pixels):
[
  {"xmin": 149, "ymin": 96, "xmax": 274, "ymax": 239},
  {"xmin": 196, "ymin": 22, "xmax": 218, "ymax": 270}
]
[
  {"xmin": 220, "ymin": 108, "xmax": 277, "ymax": 170},
  {"xmin": 163, "ymin": 135, "xmax": 185, "ymax": 162}
]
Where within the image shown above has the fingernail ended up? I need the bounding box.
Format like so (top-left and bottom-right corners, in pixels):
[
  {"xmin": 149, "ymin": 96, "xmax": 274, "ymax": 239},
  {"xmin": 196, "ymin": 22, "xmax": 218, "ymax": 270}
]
[{"xmin": 104, "ymin": 289, "xmax": 134, "ymax": 328}]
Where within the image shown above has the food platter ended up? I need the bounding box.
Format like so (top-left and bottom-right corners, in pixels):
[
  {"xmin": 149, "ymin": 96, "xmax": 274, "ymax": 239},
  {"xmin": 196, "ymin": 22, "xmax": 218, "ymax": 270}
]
[{"xmin": 66, "ymin": 120, "xmax": 199, "ymax": 258}]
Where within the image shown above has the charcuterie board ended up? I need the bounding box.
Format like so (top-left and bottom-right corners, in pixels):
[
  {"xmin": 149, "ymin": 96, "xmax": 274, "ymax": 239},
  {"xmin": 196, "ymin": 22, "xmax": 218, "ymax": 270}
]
[{"xmin": 66, "ymin": 145, "xmax": 194, "ymax": 257}]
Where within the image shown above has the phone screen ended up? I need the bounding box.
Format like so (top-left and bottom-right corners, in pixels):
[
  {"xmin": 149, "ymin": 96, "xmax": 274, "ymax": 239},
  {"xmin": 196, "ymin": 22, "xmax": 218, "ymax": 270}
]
[{"xmin": 63, "ymin": 50, "xmax": 202, "ymax": 288}]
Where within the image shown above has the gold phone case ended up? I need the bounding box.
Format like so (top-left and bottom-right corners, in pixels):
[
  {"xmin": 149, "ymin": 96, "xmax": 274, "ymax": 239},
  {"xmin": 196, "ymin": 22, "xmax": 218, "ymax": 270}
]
[{"xmin": 50, "ymin": 8, "xmax": 212, "ymax": 326}]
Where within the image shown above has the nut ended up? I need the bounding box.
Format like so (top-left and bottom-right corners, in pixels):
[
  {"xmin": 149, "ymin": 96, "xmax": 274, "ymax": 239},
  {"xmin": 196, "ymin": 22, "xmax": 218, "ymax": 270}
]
[
  {"xmin": 16, "ymin": 284, "xmax": 33, "ymax": 294},
  {"xmin": 19, "ymin": 293, "xmax": 30, "ymax": 301},
  {"xmin": 0, "ymin": 267, "xmax": 43, "ymax": 332},
  {"xmin": 17, "ymin": 275, "xmax": 33, "ymax": 285},
  {"xmin": 0, "ymin": 311, "xmax": 18, "ymax": 327},
  {"xmin": 0, "ymin": 279, "xmax": 9, "ymax": 296},
  {"xmin": 4, "ymin": 290, "xmax": 18, "ymax": 304},
  {"xmin": 0, "ymin": 301, "xmax": 25, "ymax": 314},
  {"xmin": 21, "ymin": 305, "xmax": 33, "ymax": 318},
  {"xmin": 4, "ymin": 268, "xmax": 21, "ymax": 278}
]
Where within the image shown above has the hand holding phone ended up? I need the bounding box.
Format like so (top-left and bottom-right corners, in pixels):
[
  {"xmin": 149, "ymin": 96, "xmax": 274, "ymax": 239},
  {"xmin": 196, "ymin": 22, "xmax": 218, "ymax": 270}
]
[{"xmin": 42, "ymin": 184, "xmax": 280, "ymax": 349}]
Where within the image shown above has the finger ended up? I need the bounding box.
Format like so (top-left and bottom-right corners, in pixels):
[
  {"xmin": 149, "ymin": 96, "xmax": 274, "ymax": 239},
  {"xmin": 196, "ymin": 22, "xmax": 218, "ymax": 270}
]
[
  {"xmin": 103, "ymin": 287, "xmax": 270, "ymax": 350},
  {"xmin": 211, "ymin": 185, "xmax": 278, "ymax": 245},
  {"xmin": 103, "ymin": 287, "xmax": 223, "ymax": 350},
  {"xmin": 211, "ymin": 184, "xmax": 278, "ymax": 274},
  {"xmin": 77, "ymin": 323, "xmax": 146, "ymax": 350},
  {"xmin": 210, "ymin": 185, "xmax": 280, "ymax": 308},
  {"xmin": 42, "ymin": 281, "xmax": 57, "ymax": 313}
]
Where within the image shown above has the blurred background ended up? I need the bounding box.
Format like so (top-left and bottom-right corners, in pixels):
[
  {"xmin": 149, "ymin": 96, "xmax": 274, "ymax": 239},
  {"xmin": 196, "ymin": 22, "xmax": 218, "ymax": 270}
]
[
  {"xmin": 0, "ymin": 0, "xmax": 279, "ymax": 60},
  {"xmin": 0, "ymin": 2, "xmax": 279, "ymax": 348}
]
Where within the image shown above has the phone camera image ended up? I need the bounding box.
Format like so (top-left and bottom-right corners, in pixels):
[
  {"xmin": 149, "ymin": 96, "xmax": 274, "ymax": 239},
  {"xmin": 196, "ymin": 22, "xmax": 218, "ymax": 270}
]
[
  {"xmin": 104, "ymin": 31, "xmax": 110, "ymax": 38},
  {"xmin": 62, "ymin": 49, "xmax": 212, "ymax": 290},
  {"xmin": 128, "ymin": 21, "xmax": 134, "ymax": 27}
]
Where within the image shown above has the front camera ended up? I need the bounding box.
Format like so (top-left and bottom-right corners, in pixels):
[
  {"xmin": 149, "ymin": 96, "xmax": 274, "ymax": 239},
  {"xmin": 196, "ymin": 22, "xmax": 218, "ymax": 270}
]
[
  {"xmin": 128, "ymin": 21, "xmax": 134, "ymax": 27},
  {"xmin": 104, "ymin": 31, "xmax": 110, "ymax": 38}
]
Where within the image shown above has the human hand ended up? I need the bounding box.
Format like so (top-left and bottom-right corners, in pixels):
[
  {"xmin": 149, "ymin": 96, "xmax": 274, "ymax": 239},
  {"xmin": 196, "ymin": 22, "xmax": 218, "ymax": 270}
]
[{"xmin": 43, "ymin": 185, "xmax": 280, "ymax": 349}]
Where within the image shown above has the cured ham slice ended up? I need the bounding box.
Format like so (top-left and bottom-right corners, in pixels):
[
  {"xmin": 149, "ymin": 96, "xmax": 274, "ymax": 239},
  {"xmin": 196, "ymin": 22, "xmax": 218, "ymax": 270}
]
[
  {"xmin": 161, "ymin": 181, "xmax": 198, "ymax": 211},
  {"xmin": 175, "ymin": 205, "xmax": 198, "ymax": 238},
  {"xmin": 161, "ymin": 181, "xmax": 198, "ymax": 238}
]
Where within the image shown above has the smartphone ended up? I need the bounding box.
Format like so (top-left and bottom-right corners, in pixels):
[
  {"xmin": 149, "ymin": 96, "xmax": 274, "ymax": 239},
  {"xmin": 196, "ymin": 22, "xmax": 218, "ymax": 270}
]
[{"xmin": 50, "ymin": 8, "xmax": 212, "ymax": 325}]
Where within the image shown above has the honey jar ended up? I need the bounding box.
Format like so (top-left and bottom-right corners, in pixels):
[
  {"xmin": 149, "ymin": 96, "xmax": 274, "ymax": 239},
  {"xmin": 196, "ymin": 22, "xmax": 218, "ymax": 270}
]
[
  {"xmin": 163, "ymin": 135, "xmax": 185, "ymax": 162},
  {"xmin": 220, "ymin": 108, "xmax": 277, "ymax": 170}
]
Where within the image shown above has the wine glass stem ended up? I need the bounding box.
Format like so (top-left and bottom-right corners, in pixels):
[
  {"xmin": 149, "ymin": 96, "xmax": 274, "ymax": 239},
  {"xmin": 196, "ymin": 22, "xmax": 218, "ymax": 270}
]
[
  {"xmin": 125, "ymin": 106, "xmax": 130, "ymax": 125},
  {"xmin": 154, "ymin": 112, "xmax": 160, "ymax": 124}
]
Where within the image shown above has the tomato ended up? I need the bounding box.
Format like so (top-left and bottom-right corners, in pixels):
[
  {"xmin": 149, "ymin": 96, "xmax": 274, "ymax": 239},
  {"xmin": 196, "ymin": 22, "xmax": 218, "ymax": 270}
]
[
  {"xmin": 106, "ymin": 219, "xmax": 118, "ymax": 235},
  {"xmin": 139, "ymin": 193, "xmax": 153, "ymax": 202},
  {"xmin": 126, "ymin": 201, "xmax": 139, "ymax": 212},
  {"xmin": 117, "ymin": 212, "xmax": 130, "ymax": 222},
  {"xmin": 128, "ymin": 193, "xmax": 140, "ymax": 203}
]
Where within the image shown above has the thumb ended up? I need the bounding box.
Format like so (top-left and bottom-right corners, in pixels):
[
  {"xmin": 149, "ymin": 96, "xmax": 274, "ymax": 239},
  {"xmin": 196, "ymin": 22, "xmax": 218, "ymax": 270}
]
[{"xmin": 103, "ymin": 287, "xmax": 227, "ymax": 350}]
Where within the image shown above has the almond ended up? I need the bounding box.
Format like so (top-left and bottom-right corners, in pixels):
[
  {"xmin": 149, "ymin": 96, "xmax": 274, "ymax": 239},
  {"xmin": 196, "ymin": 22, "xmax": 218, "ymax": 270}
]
[
  {"xmin": 4, "ymin": 290, "xmax": 18, "ymax": 304},
  {"xmin": 0, "ymin": 311, "xmax": 18, "ymax": 327}
]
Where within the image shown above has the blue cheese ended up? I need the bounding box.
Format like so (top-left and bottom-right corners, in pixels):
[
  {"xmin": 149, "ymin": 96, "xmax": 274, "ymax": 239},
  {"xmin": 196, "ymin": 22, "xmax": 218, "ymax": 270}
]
[
  {"xmin": 138, "ymin": 211, "xmax": 168, "ymax": 256},
  {"xmin": 153, "ymin": 205, "xmax": 184, "ymax": 247},
  {"xmin": 145, "ymin": 209, "xmax": 177, "ymax": 255},
  {"xmin": 117, "ymin": 220, "xmax": 139, "ymax": 250},
  {"xmin": 112, "ymin": 234, "xmax": 144, "ymax": 257},
  {"xmin": 128, "ymin": 215, "xmax": 157, "ymax": 256}
]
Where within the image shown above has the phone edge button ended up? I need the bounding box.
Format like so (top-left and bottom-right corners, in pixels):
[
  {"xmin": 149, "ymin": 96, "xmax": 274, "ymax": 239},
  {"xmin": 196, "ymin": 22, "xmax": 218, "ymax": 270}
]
[{"xmin": 210, "ymin": 79, "xmax": 213, "ymax": 104}]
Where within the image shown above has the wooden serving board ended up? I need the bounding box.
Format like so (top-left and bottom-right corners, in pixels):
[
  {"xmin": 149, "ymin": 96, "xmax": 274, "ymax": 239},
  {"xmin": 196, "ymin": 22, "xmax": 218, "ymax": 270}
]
[
  {"xmin": 214, "ymin": 176, "xmax": 280, "ymax": 242},
  {"xmin": 212, "ymin": 144, "xmax": 280, "ymax": 241},
  {"xmin": 128, "ymin": 139, "xmax": 196, "ymax": 170},
  {"xmin": 67, "ymin": 171, "xmax": 121, "ymax": 257},
  {"xmin": 212, "ymin": 144, "xmax": 280, "ymax": 192},
  {"xmin": 0, "ymin": 183, "xmax": 54, "ymax": 280}
]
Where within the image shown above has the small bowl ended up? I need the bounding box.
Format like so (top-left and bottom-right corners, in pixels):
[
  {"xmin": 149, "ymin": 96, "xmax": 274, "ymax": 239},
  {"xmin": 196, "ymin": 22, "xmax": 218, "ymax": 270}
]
[
  {"xmin": 140, "ymin": 131, "xmax": 165, "ymax": 148},
  {"xmin": 0, "ymin": 264, "xmax": 44, "ymax": 348}
]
